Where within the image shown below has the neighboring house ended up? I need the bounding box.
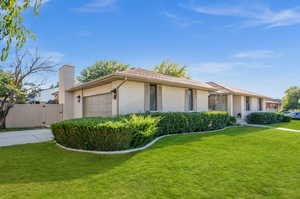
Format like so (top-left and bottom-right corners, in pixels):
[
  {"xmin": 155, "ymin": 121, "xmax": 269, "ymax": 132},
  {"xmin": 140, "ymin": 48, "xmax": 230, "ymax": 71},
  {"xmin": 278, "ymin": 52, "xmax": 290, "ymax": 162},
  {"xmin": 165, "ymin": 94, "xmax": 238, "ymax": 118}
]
[
  {"xmin": 265, "ymin": 99, "xmax": 281, "ymax": 112},
  {"xmin": 58, "ymin": 65, "xmax": 274, "ymax": 120},
  {"xmin": 59, "ymin": 65, "xmax": 216, "ymax": 120},
  {"xmin": 206, "ymin": 82, "xmax": 272, "ymax": 119},
  {"xmin": 29, "ymin": 88, "xmax": 59, "ymax": 104}
]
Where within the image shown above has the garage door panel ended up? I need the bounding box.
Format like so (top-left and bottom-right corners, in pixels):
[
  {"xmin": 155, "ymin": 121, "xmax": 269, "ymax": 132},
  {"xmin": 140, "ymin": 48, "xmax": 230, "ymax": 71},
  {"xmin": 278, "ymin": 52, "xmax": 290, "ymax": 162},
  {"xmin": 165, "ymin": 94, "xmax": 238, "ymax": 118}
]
[{"xmin": 83, "ymin": 94, "xmax": 112, "ymax": 117}]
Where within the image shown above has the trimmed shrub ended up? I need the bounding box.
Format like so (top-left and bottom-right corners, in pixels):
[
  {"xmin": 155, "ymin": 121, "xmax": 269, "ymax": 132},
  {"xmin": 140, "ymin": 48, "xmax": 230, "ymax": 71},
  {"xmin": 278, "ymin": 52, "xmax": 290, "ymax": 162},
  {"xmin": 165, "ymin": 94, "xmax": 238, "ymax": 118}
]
[
  {"xmin": 228, "ymin": 116, "xmax": 237, "ymax": 125},
  {"xmin": 246, "ymin": 112, "xmax": 291, "ymax": 124},
  {"xmin": 52, "ymin": 112, "xmax": 232, "ymax": 151},
  {"xmin": 52, "ymin": 115, "xmax": 159, "ymax": 151},
  {"xmin": 282, "ymin": 114, "xmax": 292, "ymax": 122},
  {"xmin": 140, "ymin": 112, "xmax": 231, "ymax": 136},
  {"xmin": 123, "ymin": 115, "xmax": 159, "ymax": 148}
]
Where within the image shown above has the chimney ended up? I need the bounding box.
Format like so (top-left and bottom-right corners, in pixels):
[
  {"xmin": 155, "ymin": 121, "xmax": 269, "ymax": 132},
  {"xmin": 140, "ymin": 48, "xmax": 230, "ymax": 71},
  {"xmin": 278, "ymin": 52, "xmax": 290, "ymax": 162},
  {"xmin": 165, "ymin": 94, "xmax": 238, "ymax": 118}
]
[{"xmin": 59, "ymin": 65, "xmax": 75, "ymax": 120}]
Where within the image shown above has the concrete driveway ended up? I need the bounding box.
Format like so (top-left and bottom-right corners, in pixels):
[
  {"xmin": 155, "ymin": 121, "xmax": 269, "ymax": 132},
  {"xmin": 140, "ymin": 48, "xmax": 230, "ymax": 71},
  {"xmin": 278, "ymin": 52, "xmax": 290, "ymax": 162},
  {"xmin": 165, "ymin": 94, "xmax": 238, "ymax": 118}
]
[{"xmin": 0, "ymin": 129, "xmax": 53, "ymax": 147}]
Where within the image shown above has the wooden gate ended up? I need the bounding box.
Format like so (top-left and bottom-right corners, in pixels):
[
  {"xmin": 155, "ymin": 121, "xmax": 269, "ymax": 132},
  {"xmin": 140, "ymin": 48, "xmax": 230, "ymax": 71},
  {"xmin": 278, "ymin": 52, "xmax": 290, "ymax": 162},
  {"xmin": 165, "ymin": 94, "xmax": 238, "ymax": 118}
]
[{"xmin": 5, "ymin": 104, "xmax": 63, "ymax": 128}]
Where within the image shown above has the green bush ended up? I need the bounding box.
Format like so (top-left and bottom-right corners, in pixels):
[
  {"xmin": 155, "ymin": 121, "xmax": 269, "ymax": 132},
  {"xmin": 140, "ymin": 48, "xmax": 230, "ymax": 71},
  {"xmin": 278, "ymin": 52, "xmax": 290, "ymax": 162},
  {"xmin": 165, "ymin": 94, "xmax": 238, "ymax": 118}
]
[
  {"xmin": 246, "ymin": 112, "xmax": 291, "ymax": 124},
  {"xmin": 52, "ymin": 115, "xmax": 159, "ymax": 151},
  {"xmin": 282, "ymin": 114, "xmax": 292, "ymax": 122},
  {"xmin": 52, "ymin": 112, "xmax": 232, "ymax": 151},
  {"xmin": 140, "ymin": 112, "xmax": 231, "ymax": 136},
  {"xmin": 228, "ymin": 116, "xmax": 237, "ymax": 125}
]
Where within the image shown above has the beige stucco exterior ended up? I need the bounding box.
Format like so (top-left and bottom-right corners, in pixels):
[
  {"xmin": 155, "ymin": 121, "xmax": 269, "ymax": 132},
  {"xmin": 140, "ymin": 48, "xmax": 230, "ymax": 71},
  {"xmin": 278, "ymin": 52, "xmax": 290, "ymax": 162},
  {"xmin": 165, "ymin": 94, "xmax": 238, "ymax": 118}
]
[
  {"xmin": 72, "ymin": 83, "xmax": 114, "ymax": 118},
  {"xmin": 66, "ymin": 78, "xmax": 212, "ymax": 118},
  {"xmin": 162, "ymin": 85, "xmax": 185, "ymax": 112},
  {"xmin": 196, "ymin": 90, "xmax": 209, "ymax": 112},
  {"xmin": 117, "ymin": 81, "xmax": 145, "ymax": 115},
  {"xmin": 59, "ymin": 66, "xmax": 273, "ymax": 121}
]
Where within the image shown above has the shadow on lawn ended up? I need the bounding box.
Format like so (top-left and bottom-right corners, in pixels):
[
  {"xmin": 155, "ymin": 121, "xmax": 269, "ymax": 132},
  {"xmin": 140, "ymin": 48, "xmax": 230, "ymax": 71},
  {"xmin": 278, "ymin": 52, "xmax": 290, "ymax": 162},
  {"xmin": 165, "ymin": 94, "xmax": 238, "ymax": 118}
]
[
  {"xmin": 0, "ymin": 126, "xmax": 269, "ymax": 185},
  {"xmin": 0, "ymin": 142, "xmax": 136, "ymax": 185}
]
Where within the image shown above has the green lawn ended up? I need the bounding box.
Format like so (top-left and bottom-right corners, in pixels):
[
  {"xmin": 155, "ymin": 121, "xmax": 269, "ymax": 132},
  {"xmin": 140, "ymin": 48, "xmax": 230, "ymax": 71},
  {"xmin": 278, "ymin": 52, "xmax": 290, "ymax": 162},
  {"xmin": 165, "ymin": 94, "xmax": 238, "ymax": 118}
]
[
  {"xmin": 269, "ymin": 120, "xmax": 300, "ymax": 130},
  {"xmin": 1, "ymin": 127, "xmax": 300, "ymax": 199}
]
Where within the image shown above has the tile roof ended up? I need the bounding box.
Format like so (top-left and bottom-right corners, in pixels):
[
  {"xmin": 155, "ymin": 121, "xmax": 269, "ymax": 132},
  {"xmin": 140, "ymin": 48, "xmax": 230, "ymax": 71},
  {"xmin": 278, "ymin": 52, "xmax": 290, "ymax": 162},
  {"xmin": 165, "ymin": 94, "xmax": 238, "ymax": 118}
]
[
  {"xmin": 207, "ymin": 82, "xmax": 271, "ymax": 99},
  {"xmin": 69, "ymin": 68, "xmax": 216, "ymax": 91}
]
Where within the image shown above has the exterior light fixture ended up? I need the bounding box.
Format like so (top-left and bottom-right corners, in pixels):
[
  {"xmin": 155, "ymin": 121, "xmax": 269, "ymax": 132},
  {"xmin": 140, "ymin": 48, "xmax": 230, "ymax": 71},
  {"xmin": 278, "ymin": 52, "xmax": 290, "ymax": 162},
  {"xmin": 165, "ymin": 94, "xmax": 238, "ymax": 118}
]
[
  {"xmin": 112, "ymin": 89, "xmax": 117, "ymax": 100},
  {"xmin": 77, "ymin": 95, "xmax": 81, "ymax": 103}
]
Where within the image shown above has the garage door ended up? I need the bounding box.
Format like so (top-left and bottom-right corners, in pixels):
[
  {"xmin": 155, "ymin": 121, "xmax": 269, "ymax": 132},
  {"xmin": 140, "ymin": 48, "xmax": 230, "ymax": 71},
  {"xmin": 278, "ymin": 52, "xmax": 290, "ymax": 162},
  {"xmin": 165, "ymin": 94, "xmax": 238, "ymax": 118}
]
[{"xmin": 83, "ymin": 93, "xmax": 112, "ymax": 117}]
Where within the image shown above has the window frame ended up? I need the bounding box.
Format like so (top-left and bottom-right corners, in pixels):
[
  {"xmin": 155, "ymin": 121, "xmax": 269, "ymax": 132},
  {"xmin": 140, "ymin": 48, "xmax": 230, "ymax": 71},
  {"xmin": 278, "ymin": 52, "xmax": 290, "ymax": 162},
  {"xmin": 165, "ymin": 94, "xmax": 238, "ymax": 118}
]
[
  {"xmin": 246, "ymin": 96, "xmax": 251, "ymax": 111},
  {"xmin": 259, "ymin": 98, "xmax": 263, "ymax": 111},
  {"xmin": 187, "ymin": 89, "xmax": 194, "ymax": 111},
  {"xmin": 149, "ymin": 84, "xmax": 157, "ymax": 111}
]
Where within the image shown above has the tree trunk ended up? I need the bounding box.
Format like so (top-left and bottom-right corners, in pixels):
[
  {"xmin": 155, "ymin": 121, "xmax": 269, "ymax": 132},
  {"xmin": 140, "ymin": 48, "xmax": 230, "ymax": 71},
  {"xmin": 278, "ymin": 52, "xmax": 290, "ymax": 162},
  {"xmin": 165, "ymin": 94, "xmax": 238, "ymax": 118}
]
[
  {"xmin": 0, "ymin": 117, "xmax": 6, "ymax": 129},
  {"xmin": 0, "ymin": 104, "xmax": 13, "ymax": 129}
]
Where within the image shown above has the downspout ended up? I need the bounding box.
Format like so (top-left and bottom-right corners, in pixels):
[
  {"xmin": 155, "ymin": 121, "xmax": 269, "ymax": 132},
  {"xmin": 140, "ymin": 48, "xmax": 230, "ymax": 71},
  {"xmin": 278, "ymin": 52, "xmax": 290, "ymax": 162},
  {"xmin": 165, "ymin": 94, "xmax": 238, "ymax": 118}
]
[{"xmin": 111, "ymin": 76, "xmax": 127, "ymax": 116}]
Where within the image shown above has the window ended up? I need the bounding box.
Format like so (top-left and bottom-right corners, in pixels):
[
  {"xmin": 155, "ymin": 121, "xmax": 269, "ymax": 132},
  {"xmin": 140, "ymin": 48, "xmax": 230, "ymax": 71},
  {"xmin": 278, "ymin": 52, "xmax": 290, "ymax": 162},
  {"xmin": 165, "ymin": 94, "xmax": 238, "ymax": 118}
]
[
  {"xmin": 150, "ymin": 84, "xmax": 157, "ymax": 111},
  {"xmin": 187, "ymin": 89, "xmax": 193, "ymax": 111},
  {"xmin": 246, "ymin": 96, "xmax": 251, "ymax": 111},
  {"xmin": 259, "ymin": 98, "xmax": 263, "ymax": 111},
  {"xmin": 208, "ymin": 95, "xmax": 216, "ymax": 110},
  {"xmin": 208, "ymin": 94, "xmax": 227, "ymax": 111}
]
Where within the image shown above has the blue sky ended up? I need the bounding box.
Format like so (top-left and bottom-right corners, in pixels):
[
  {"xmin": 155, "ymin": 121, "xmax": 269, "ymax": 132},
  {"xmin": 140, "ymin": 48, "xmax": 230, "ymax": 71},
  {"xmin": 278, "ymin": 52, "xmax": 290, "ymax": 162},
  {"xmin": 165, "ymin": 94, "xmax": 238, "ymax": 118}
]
[{"xmin": 8, "ymin": 0, "xmax": 300, "ymax": 98}]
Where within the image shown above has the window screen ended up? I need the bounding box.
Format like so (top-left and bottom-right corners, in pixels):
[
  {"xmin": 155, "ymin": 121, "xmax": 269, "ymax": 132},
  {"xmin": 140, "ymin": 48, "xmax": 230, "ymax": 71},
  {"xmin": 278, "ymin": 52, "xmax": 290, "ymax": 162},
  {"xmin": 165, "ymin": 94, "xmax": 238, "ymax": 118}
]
[
  {"xmin": 187, "ymin": 89, "xmax": 193, "ymax": 111},
  {"xmin": 150, "ymin": 84, "xmax": 157, "ymax": 111}
]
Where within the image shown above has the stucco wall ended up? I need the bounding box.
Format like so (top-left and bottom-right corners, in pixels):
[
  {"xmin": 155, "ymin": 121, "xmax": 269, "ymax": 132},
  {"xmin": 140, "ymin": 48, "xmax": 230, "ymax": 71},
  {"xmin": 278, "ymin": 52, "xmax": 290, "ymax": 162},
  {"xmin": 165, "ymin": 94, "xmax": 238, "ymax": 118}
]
[
  {"xmin": 83, "ymin": 83, "xmax": 112, "ymax": 97},
  {"xmin": 233, "ymin": 95, "xmax": 241, "ymax": 117},
  {"xmin": 71, "ymin": 80, "xmax": 211, "ymax": 117},
  {"xmin": 6, "ymin": 104, "xmax": 63, "ymax": 128},
  {"xmin": 73, "ymin": 90, "xmax": 83, "ymax": 118},
  {"xmin": 118, "ymin": 81, "xmax": 145, "ymax": 115},
  {"xmin": 251, "ymin": 97, "xmax": 259, "ymax": 112},
  {"xmin": 72, "ymin": 83, "xmax": 113, "ymax": 118},
  {"xmin": 162, "ymin": 85, "xmax": 185, "ymax": 112},
  {"xmin": 197, "ymin": 90, "xmax": 209, "ymax": 112}
]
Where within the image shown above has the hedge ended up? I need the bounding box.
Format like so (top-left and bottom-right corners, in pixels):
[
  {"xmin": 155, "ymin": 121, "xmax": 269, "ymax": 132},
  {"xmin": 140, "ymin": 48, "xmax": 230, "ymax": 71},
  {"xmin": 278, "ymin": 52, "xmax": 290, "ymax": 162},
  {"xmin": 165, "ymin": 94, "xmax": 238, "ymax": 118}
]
[
  {"xmin": 141, "ymin": 112, "xmax": 232, "ymax": 136},
  {"xmin": 246, "ymin": 112, "xmax": 292, "ymax": 124},
  {"xmin": 51, "ymin": 112, "xmax": 233, "ymax": 151}
]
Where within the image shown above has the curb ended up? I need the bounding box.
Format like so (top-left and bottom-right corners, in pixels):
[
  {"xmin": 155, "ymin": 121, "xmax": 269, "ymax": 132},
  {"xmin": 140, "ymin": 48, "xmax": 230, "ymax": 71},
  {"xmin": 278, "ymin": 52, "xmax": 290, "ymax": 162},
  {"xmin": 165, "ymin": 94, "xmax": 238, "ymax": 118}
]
[{"xmin": 55, "ymin": 126, "xmax": 236, "ymax": 155}]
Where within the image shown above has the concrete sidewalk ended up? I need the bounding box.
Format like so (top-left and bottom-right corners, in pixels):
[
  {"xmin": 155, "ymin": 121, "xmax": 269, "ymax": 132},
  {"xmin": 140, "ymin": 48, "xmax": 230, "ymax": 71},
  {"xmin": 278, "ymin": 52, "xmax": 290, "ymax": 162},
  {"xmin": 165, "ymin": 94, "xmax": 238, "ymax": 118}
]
[
  {"xmin": 0, "ymin": 129, "xmax": 53, "ymax": 147},
  {"xmin": 245, "ymin": 124, "xmax": 300, "ymax": 133}
]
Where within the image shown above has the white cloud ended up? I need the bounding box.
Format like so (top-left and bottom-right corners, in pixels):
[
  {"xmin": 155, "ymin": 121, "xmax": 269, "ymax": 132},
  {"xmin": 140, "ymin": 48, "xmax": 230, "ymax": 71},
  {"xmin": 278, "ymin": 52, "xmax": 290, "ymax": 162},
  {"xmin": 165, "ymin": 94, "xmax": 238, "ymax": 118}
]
[
  {"xmin": 73, "ymin": 0, "xmax": 116, "ymax": 13},
  {"xmin": 162, "ymin": 12, "xmax": 202, "ymax": 27},
  {"xmin": 192, "ymin": 61, "xmax": 271, "ymax": 73},
  {"xmin": 232, "ymin": 50, "xmax": 276, "ymax": 58},
  {"xmin": 194, "ymin": 62, "xmax": 243, "ymax": 73},
  {"xmin": 182, "ymin": 3, "xmax": 300, "ymax": 28}
]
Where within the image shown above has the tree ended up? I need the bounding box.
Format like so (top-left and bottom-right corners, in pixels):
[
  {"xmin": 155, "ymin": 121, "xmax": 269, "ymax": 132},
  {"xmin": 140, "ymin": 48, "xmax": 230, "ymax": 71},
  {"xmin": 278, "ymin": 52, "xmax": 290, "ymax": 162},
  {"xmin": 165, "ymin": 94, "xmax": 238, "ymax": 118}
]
[
  {"xmin": 0, "ymin": 71, "xmax": 25, "ymax": 127},
  {"xmin": 78, "ymin": 61, "xmax": 129, "ymax": 83},
  {"xmin": 153, "ymin": 60, "xmax": 190, "ymax": 79},
  {"xmin": 0, "ymin": 49, "xmax": 55, "ymax": 128},
  {"xmin": 0, "ymin": 0, "xmax": 42, "ymax": 61},
  {"xmin": 281, "ymin": 86, "xmax": 300, "ymax": 111}
]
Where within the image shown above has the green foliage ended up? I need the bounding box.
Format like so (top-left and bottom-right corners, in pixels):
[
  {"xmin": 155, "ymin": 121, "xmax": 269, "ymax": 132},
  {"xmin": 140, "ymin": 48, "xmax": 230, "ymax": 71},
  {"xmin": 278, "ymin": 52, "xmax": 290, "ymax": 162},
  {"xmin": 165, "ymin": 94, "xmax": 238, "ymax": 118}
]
[
  {"xmin": 0, "ymin": 71, "xmax": 25, "ymax": 102},
  {"xmin": 77, "ymin": 60, "xmax": 129, "ymax": 83},
  {"xmin": 0, "ymin": 0, "xmax": 41, "ymax": 61},
  {"xmin": 123, "ymin": 115, "xmax": 159, "ymax": 148},
  {"xmin": 51, "ymin": 112, "xmax": 232, "ymax": 151},
  {"xmin": 51, "ymin": 115, "xmax": 159, "ymax": 151},
  {"xmin": 153, "ymin": 60, "xmax": 190, "ymax": 78},
  {"xmin": 228, "ymin": 116, "xmax": 237, "ymax": 125},
  {"xmin": 281, "ymin": 86, "xmax": 300, "ymax": 111},
  {"xmin": 246, "ymin": 112, "xmax": 291, "ymax": 124},
  {"xmin": 142, "ymin": 112, "xmax": 231, "ymax": 136},
  {"xmin": 0, "ymin": 71, "xmax": 26, "ymax": 127}
]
